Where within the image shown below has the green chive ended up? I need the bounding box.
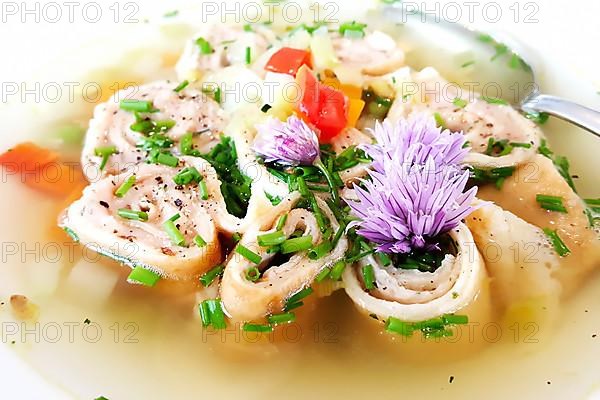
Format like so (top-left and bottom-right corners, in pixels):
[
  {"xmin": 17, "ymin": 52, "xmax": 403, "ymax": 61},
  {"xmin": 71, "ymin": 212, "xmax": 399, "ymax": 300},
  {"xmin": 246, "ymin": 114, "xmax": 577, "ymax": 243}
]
[
  {"xmin": 308, "ymin": 241, "xmax": 333, "ymax": 260},
  {"xmin": 163, "ymin": 219, "xmax": 186, "ymax": 247},
  {"xmin": 243, "ymin": 23, "xmax": 253, "ymax": 32},
  {"xmin": 94, "ymin": 146, "xmax": 118, "ymax": 170},
  {"xmin": 199, "ymin": 265, "xmax": 224, "ymax": 287},
  {"xmin": 281, "ymin": 235, "xmax": 313, "ymax": 254},
  {"xmin": 297, "ymin": 176, "xmax": 311, "ymax": 197},
  {"xmin": 115, "ymin": 175, "xmax": 136, "ymax": 198},
  {"xmin": 276, "ymin": 214, "xmax": 288, "ymax": 231},
  {"xmin": 268, "ymin": 312, "xmax": 296, "ymax": 325},
  {"xmin": 376, "ymin": 252, "xmax": 392, "ymax": 267},
  {"xmin": 232, "ymin": 232, "xmax": 242, "ymax": 243},
  {"xmin": 385, "ymin": 317, "xmax": 414, "ymax": 337},
  {"xmin": 285, "ymin": 287, "xmax": 313, "ymax": 311},
  {"xmin": 204, "ymin": 299, "xmax": 226, "ymax": 329},
  {"xmin": 174, "ymin": 80, "xmax": 189, "ymax": 92},
  {"xmin": 461, "ymin": 60, "xmax": 475, "ymax": 68},
  {"xmin": 173, "ymin": 167, "xmax": 202, "ymax": 186},
  {"xmin": 584, "ymin": 198, "xmax": 600, "ymax": 212},
  {"xmin": 180, "ymin": 132, "xmax": 201, "ymax": 156},
  {"xmin": 442, "ymin": 314, "xmax": 469, "ymax": 325},
  {"xmin": 258, "ymin": 231, "xmax": 286, "ymax": 247},
  {"xmin": 482, "ymin": 96, "xmax": 509, "ymax": 105},
  {"xmin": 117, "ymin": 208, "xmax": 148, "ymax": 221},
  {"xmin": 329, "ymin": 260, "xmax": 346, "ymax": 281},
  {"xmin": 196, "ymin": 37, "xmax": 213, "ymax": 54},
  {"xmin": 525, "ymin": 111, "xmax": 549, "ymax": 125},
  {"xmin": 194, "ymin": 234, "xmax": 207, "ymax": 247},
  {"xmin": 433, "ymin": 112, "xmax": 446, "ymax": 128},
  {"xmin": 199, "ymin": 302, "xmax": 211, "ymax": 327},
  {"xmin": 452, "ymin": 98, "xmax": 468, "ymax": 108},
  {"xmin": 127, "ymin": 266, "xmax": 161, "ymax": 287},
  {"xmin": 543, "ymin": 228, "xmax": 571, "ymax": 257},
  {"xmin": 536, "ymin": 194, "xmax": 567, "ymax": 213},
  {"xmin": 245, "ymin": 266, "xmax": 261, "ymax": 282},
  {"xmin": 245, "ymin": 46, "xmax": 252, "ymax": 65},
  {"xmin": 156, "ymin": 152, "xmax": 179, "ymax": 167},
  {"xmin": 199, "ymin": 180, "xmax": 209, "ymax": 200},
  {"xmin": 120, "ymin": 99, "xmax": 157, "ymax": 113},
  {"xmin": 510, "ymin": 142, "xmax": 533, "ymax": 149},
  {"xmin": 315, "ymin": 267, "xmax": 332, "ymax": 283},
  {"xmin": 236, "ymin": 245, "xmax": 262, "ymax": 264},
  {"xmin": 243, "ymin": 323, "xmax": 273, "ymax": 333},
  {"xmin": 339, "ymin": 21, "xmax": 367, "ymax": 37},
  {"xmin": 362, "ymin": 264, "xmax": 376, "ymax": 290},
  {"xmin": 169, "ymin": 213, "xmax": 181, "ymax": 222}
]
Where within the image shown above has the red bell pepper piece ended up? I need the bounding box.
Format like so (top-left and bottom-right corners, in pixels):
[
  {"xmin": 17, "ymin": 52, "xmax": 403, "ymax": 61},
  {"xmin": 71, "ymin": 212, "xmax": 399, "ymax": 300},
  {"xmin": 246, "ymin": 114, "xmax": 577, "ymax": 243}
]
[
  {"xmin": 265, "ymin": 47, "xmax": 312, "ymax": 76},
  {"xmin": 296, "ymin": 66, "xmax": 348, "ymax": 142}
]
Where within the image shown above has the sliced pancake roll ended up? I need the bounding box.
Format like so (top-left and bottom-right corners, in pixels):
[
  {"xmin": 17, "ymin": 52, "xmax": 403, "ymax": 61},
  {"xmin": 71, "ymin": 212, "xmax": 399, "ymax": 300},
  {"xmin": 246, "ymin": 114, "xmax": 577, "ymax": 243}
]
[
  {"xmin": 220, "ymin": 198, "xmax": 348, "ymax": 323},
  {"xmin": 343, "ymin": 223, "xmax": 490, "ymax": 325},
  {"xmin": 60, "ymin": 157, "xmax": 223, "ymax": 279},
  {"xmin": 81, "ymin": 80, "xmax": 227, "ymax": 180},
  {"xmin": 386, "ymin": 67, "xmax": 543, "ymax": 170}
]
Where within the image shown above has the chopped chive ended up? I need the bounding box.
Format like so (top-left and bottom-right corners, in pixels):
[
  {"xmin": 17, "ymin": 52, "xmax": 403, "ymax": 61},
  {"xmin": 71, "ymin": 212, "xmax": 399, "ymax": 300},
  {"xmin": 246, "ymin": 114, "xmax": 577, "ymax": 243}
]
[
  {"xmin": 127, "ymin": 266, "xmax": 161, "ymax": 287},
  {"xmin": 120, "ymin": 99, "xmax": 157, "ymax": 113},
  {"xmin": 236, "ymin": 244, "xmax": 262, "ymax": 264},
  {"xmin": 94, "ymin": 146, "xmax": 118, "ymax": 170},
  {"xmin": 442, "ymin": 314, "xmax": 469, "ymax": 325},
  {"xmin": 196, "ymin": 37, "xmax": 213, "ymax": 54},
  {"xmin": 245, "ymin": 46, "xmax": 252, "ymax": 65},
  {"xmin": 525, "ymin": 111, "xmax": 549, "ymax": 125},
  {"xmin": 362, "ymin": 264, "xmax": 376, "ymax": 290},
  {"xmin": 309, "ymin": 195, "xmax": 329, "ymax": 233},
  {"xmin": 482, "ymin": 96, "xmax": 509, "ymax": 105},
  {"xmin": 281, "ymin": 235, "xmax": 313, "ymax": 254},
  {"xmin": 536, "ymin": 194, "xmax": 567, "ymax": 213},
  {"xmin": 296, "ymin": 176, "xmax": 311, "ymax": 197},
  {"xmin": 268, "ymin": 312, "xmax": 296, "ymax": 325},
  {"xmin": 510, "ymin": 142, "xmax": 533, "ymax": 149},
  {"xmin": 285, "ymin": 287, "xmax": 313, "ymax": 311},
  {"xmin": 376, "ymin": 252, "xmax": 392, "ymax": 266},
  {"xmin": 261, "ymin": 104, "xmax": 272, "ymax": 113},
  {"xmin": 385, "ymin": 317, "xmax": 414, "ymax": 337},
  {"xmin": 180, "ymin": 132, "xmax": 196, "ymax": 156},
  {"xmin": 308, "ymin": 240, "xmax": 333, "ymax": 260},
  {"xmin": 117, "ymin": 208, "xmax": 148, "ymax": 221},
  {"xmin": 258, "ymin": 231, "xmax": 286, "ymax": 247},
  {"xmin": 173, "ymin": 166, "xmax": 202, "ymax": 185},
  {"xmin": 115, "ymin": 175, "xmax": 136, "ymax": 198},
  {"xmin": 168, "ymin": 213, "xmax": 181, "ymax": 222},
  {"xmin": 198, "ymin": 180, "xmax": 209, "ymax": 200},
  {"xmin": 339, "ymin": 21, "xmax": 367, "ymax": 37},
  {"xmin": 199, "ymin": 265, "xmax": 224, "ymax": 287},
  {"xmin": 315, "ymin": 267, "xmax": 332, "ymax": 283},
  {"xmin": 163, "ymin": 219, "xmax": 186, "ymax": 247},
  {"xmin": 204, "ymin": 299, "xmax": 226, "ymax": 329},
  {"xmin": 433, "ymin": 112, "xmax": 446, "ymax": 128},
  {"xmin": 245, "ymin": 266, "xmax": 261, "ymax": 282},
  {"xmin": 329, "ymin": 260, "xmax": 346, "ymax": 281},
  {"xmin": 452, "ymin": 98, "xmax": 468, "ymax": 108},
  {"xmin": 156, "ymin": 152, "xmax": 179, "ymax": 167},
  {"xmin": 584, "ymin": 198, "xmax": 600, "ymax": 211},
  {"xmin": 199, "ymin": 302, "xmax": 211, "ymax": 327},
  {"xmin": 232, "ymin": 232, "xmax": 242, "ymax": 243},
  {"xmin": 243, "ymin": 323, "xmax": 273, "ymax": 333},
  {"xmin": 194, "ymin": 234, "xmax": 207, "ymax": 247},
  {"xmin": 63, "ymin": 227, "xmax": 79, "ymax": 242},
  {"xmin": 265, "ymin": 192, "xmax": 282, "ymax": 206},
  {"xmin": 543, "ymin": 228, "xmax": 571, "ymax": 257},
  {"xmin": 461, "ymin": 60, "xmax": 475, "ymax": 68},
  {"xmin": 174, "ymin": 80, "xmax": 189, "ymax": 92},
  {"xmin": 243, "ymin": 23, "xmax": 253, "ymax": 32},
  {"xmin": 276, "ymin": 214, "xmax": 288, "ymax": 231}
]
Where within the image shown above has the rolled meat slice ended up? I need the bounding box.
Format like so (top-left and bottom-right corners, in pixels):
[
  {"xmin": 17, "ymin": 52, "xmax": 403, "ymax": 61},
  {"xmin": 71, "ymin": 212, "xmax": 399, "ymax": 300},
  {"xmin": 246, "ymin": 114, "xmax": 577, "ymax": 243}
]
[
  {"xmin": 343, "ymin": 223, "xmax": 491, "ymax": 333},
  {"xmin": 81, "ymin": 81, "xmax": 227, "ymax": 181},
  {"xmin": 387, "ymin": 67, "xmax": 543, "ymax": 169},
  {"xmin": 221, "ymin": 198, "xmax": 348, "ymax": 322},
  {"xmin": 176, "ymin": 24, "xmax": 277, "ymax": 81},
  {"xmin": 476, "ymin": 154, "xmax": 600, "ymax": 296},
  {"xmin": 332, "ymin": 30, "xmax": 405, "ymax": 76},
  {"xmin": 465, "ymin": 201, "xmax": 562, "ymax": 325},
  {"xmin": 60, "ymin": 157, "xmax": 223, "ymax": 279},
  {"xmin": 329, "ymin": 127, "xmax": 373, "ymax": 185}
]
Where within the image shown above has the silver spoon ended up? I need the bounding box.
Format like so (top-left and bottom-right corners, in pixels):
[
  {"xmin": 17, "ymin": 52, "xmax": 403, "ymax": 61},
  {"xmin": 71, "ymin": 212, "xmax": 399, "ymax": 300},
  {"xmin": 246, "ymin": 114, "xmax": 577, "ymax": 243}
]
[{"xmin": 381, "ymin": 5, "xmax": 600, "ymax": 137}]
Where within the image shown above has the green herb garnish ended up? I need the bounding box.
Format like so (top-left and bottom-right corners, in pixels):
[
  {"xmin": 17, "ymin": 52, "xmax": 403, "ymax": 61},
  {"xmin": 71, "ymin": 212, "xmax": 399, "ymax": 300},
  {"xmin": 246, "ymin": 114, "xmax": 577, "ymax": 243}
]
[
  {"xmin": 543, "ymin": 228, "xmax": 571, "ymax": 257},
  {"xmin": 536, "ymin": 194, "xmax": 567, "ymax": 213}
]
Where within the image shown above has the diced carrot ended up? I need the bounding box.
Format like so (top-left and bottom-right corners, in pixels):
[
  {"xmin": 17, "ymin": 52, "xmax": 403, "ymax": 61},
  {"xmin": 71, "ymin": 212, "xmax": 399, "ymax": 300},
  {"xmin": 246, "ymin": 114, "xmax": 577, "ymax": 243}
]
[
  {"xmin": 0, "ymin": 142, "xmax": 84, "ymax": 197},
  {"xmin": 0, "ymin": 142, "xmax": 59, "ymax": 172},
  {"xmin": 346, "ymin": 98, "xmax": 366, "ymax": 128}
]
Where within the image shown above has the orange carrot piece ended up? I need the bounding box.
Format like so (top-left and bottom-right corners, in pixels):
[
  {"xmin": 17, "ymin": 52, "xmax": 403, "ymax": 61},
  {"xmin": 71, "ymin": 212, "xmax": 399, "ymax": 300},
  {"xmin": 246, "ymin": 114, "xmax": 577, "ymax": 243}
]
[{"xmin": 0, "ymin": 142, "xmax": 59, "ymax": 172}]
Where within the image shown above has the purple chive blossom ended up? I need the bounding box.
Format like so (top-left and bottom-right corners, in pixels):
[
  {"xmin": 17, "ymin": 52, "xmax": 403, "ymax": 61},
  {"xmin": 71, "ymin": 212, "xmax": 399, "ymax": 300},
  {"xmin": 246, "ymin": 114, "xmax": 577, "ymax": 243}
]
[
  {"xmin": 253, "ymin": 115, "xmax": 320, "ymax": 166},
  {"xmin": 348, "ymin": 114, "xmax": 477, "ymax": 253}
]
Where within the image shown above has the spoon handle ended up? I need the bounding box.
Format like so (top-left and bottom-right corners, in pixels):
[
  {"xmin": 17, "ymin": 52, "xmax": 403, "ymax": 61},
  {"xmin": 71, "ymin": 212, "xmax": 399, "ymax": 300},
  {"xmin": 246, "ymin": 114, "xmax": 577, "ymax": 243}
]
[{"xmin": 521, "ymin": 94, "xmax": 600, "ymax": 138}]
